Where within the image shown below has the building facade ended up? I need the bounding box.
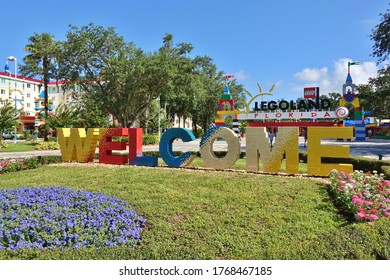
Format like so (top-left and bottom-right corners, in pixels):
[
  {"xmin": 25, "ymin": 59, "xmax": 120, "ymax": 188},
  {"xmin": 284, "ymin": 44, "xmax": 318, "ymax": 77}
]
[{"xmin": 0, "ymin": 69, "xmax": 73, "ymax": 133}]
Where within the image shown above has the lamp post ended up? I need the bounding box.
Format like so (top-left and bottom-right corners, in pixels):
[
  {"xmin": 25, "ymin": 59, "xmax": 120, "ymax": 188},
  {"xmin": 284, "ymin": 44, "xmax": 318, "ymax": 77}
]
[{"xmin": 7, "ymin": 56, "xmax": 17, "ymax": 143}]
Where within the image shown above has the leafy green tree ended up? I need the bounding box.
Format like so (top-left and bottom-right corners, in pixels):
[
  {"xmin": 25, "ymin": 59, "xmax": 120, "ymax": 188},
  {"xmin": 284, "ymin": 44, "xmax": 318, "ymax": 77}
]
[
  {"xmin": 0, "ymin": 102, "xmax": 17, "ymax": 140},
  {"xmin": 59, "ymin": 24, "xmax": 169, "ymax": 128},
  {"xmin": 45, "ymin": 103, "xmax": 78, "ymax": 130},
  {"xmin": 358, "ymin": 76, "xmax": 390, "ymax": 120},
  {"xmin": 157, "ymin": 34, "xmax": 195, "ymax": 126},
  {"xmin": 371, "ymin": 7, "xmax": 390, "ymax": 65},
  {"xmin": 357, "ymin": 7, "xmax": 390, "ymax": 120},
  {"xmin": 324, "ymin": 92, "xmax": 342, "ymax": 110},
  {"xmin": 19, "ymin": 32, "xmax": 59, "ymax": 141}
]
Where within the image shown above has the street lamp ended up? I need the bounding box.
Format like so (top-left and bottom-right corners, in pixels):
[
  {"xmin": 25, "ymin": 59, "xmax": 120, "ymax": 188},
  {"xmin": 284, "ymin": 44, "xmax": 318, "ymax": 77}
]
[{"xmin": 7, "ymin": 56, "xmax": 17, "ymax": 143}]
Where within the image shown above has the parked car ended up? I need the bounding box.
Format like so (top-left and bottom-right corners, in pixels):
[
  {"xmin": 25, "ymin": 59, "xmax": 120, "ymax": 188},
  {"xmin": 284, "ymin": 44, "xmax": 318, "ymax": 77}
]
[{"xmin": 2, "ymin": 131, "xmax": 23, "ymax": 140}]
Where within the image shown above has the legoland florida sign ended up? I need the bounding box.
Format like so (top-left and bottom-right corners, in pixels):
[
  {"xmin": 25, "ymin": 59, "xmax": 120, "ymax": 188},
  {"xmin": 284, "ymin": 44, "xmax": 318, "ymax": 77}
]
[{"xmin": 57, "ymin": 126, "xmax": 354, "ymax": 176}]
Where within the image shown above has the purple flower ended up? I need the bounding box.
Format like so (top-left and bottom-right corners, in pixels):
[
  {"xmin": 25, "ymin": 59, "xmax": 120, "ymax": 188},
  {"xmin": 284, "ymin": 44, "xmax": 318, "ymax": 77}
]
[{"xmin": 0, "ymin": 186, "xmax": 146, "ymax": 251}]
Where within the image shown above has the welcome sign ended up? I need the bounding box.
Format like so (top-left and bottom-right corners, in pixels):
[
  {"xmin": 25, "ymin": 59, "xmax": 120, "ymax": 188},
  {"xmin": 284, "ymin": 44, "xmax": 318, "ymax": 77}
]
[{"xmin": 57, "ymin": 126, "xmax": 354, "ymax": 177}]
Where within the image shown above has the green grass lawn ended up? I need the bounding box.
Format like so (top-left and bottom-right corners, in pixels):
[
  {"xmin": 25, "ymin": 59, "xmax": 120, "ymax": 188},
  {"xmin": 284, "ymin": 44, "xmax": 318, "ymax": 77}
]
[
  {"xmin": 0, "ymin": 163, "xmax": 389, "ymax": 260},
  {"xmin": 0, "ymin": 142, "xmax": 38, "ymax": 152}
]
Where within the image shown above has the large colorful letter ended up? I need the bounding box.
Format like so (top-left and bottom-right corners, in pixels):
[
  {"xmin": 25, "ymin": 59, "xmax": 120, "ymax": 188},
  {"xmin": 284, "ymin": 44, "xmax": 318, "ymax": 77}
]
[
  {"xmin": 99, "ymin": 128, "xmax": 128, "ymax": 165},
  {"xmin": 159, "ymin": 128, "xmax": 196, "ymax": 167},
  {"xmin": 57, "ymin": 128, "xmax": 100, "ymax": 162},
  {"xmin": 199, "ymin": 127, "xmax": 240, "ymax": 169},
  {"xmin": 128, "ymin": 128, "xmax": 158, "ymax": 167},
  {"xmin": 246, "ymin": 127, "xmax": 299, "ymax": 174},
  {"xmin": 307, "ymin": 127, "xmax": 353, "ymax": 176}
]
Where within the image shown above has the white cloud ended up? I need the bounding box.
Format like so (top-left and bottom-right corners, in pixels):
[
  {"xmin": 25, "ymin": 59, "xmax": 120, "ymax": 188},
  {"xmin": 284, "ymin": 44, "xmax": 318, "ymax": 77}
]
[
  {"xmin": 294, "ymin": 67, "xmax": 328, "ymax": 82},
  {"xmin": 234, "ymin": 70, "xmax": 250, "ymax": 81},
  {"xmin": 293, "ymin": 58, "xmax": 378, "ymax": 94}
]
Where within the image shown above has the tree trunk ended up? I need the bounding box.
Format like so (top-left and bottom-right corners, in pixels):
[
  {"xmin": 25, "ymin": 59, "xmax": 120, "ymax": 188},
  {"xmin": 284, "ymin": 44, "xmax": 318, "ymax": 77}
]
[{"xmin": 43, "ymin": 61, "xmax": 49, "ymax": 142}]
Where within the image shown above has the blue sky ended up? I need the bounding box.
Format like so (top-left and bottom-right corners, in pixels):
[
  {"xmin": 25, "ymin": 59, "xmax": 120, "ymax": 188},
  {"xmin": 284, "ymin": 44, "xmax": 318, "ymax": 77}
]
[{"xmin": 0, "ymin": 0, "xmax": 388, "ymax": 101}]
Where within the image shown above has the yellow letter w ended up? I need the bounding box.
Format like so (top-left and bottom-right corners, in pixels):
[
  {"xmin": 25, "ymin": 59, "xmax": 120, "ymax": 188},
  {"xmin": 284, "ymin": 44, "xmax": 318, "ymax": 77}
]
[{"xmin": 57, "ymin": 128, "xmax": 100, "ymax": 162}]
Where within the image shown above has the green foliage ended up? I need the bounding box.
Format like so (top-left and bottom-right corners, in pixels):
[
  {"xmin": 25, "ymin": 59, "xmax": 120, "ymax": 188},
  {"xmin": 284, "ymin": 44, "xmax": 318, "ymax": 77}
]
[
  {"xmin": 193, "ymin": 129, "xmax": 204, "ymax": 139},
  {"xmin": 382, "ymin": 166, "xmax": 390, "ymax": 179},
  {"xmin": 34, "ymin": 142, "xmax": 60, "ymax": 150},
  {"xmin": 37, "ymin": 155, "xmax": 63, "ymax": 165},
  {"xmin": 23, "ymin": 157, "xmax": 39, "ymax": 169},
  {"xmin": 0, "ymin": 103, "xmax": 18, "ymax": 140},
  {"xmin": 0, "ymin": 157, "xmax": 39, "ymax": 174},
  {"xmin": 0, "ymin": 140, "xmax": 8, "ymax": 149},
  {"xmin": 143, "ymin": 134, "xmax": 159, "ymax": 145},
  {"xmin": 371, "ymin": 8, "xmax": 390, "ymax": 63},
  {"xmin": 1, "ymin": 161, "xmax": 22, "ymax": 173},
  {"xmin": 359, "ymin": 7, "xmax": 390, "ymax": 120},
  {"xmin": 19, "ymin": 32, "xmax": 59, "ymax": 141}
]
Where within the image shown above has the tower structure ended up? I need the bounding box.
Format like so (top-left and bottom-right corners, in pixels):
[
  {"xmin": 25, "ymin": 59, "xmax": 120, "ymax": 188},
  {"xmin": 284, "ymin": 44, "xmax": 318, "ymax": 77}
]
[
  {"xmin": 214, "ymin": 84, "xmax": 241, "ymax": 134},
  {"xmin": 339, "ymin": 62, "xmax": 365, "ymax": 141}
]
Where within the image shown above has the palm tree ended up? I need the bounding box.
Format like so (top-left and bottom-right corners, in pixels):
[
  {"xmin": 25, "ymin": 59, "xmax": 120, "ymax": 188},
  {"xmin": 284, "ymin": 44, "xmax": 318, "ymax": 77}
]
[
  {"xmin": 19, "ymin": 32, "xmax": 59, "ymax": 141},
  {"xmin": 0, "ymin": 102, "xmax": 17, "ymax": 140}
]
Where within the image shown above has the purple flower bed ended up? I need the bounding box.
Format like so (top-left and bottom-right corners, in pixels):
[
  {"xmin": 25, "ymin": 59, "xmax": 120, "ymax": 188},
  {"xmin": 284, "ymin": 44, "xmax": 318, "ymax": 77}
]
[
  {"xmin": 0, "ymin": 186, "xmax": 146, "ymax": 250},
  {"xmin": 329, "ymin": 170, "xmax": 390, "ymax": 221}
]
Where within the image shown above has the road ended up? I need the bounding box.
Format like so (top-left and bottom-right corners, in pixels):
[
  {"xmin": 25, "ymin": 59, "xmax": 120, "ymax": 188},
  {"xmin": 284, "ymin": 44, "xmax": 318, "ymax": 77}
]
[{"xmin": 1, "ymin": 137, "xmax": 389, "ymax": 161}]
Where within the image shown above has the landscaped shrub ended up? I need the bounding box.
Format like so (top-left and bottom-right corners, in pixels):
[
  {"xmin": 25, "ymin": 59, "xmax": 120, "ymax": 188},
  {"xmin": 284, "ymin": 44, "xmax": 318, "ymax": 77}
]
[
  {"xmin": 37, "ymin": 155, "xmax": 63, "ymax": 165},
  {"xmin": 0, "ymin": 186, "xmax": 146, "ymax": 251},
  {"xmin": 34, "ymin": 142, "xmax": 60, "ymax": 150},
  {"xmin": 193, "ymin": 129, "xmax": 204, "ymax": 139},
  {"xmin": 329, "ymin": 170, "xmax": 390, "ymax": 221},
  {"xmin": 25, "ymin": 135, "xmax": 38, "ymax": 143},
  {"xmin": 48, "ymin": 136, "xmax": 57, "ymax": 142},
  {"xmin": 23, "ymin": 157, "xmax": 39, "ymax": 170},
  {"xmin": 143, "ymin": 134, "xmax": 159, "ymax": 145},
  {"xmin": 382, "ymin": 166, "xmax": 390, "ymax": 180},
  {"xmin": 0, "ymin": 157, "xmax": 39, "ymax": 174},
  {"xmin": 0, "ymin": 140, "xmax": 8, "ymax": 149}
]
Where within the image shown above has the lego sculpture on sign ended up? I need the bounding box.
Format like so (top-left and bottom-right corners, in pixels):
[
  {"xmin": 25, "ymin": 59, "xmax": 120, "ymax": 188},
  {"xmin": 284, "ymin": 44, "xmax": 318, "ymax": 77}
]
[
  {"xmin": 57, "ymin": 127, "xmax": 354, "ymax": 177},
  {"xmin": 246, "ymin": 127, "xmax": 299, "ymax": 174},
  {"xmin": 159, "ymin": 128, "xmax": 196, "ymax": 168},
  {"xmin": 307, "ymin": 127, "xmax": 353, "ymax": 176},
  {"xmin": 199, "ymin": 126, "xmax": 240, "ymax": 169},
  {"xmin": 57, "ymin": 128, "xmax": 100, "ymax": 162}
]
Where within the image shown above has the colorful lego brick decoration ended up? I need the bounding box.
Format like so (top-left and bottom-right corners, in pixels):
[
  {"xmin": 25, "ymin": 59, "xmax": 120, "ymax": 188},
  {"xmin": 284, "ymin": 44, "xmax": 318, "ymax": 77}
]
[
  {"xmin": 307, "ymin": 127, "xmax": 353, "ymax": 176},
  {"xmin": 339, "ymin": 62, "xmax": 366, "ymax": 141},
  {"xmin": 199, "ymin": 126, "xmax": 240, "ymax": 169},
  {"xmin": 159, "ymin": 128, "xmax": 196, "ymax": 168},
  {"xmin": 128, "ymin": 128, "xmax": 158, "ymax": 167},
  {"xmin": 214, "ymin": 85, "xmax": 241, "ymax": 134},
  {"xmin": 99, "ymin": 128, "xmax": 128, "ymax": 165},
  {"xmin": 245, "ymin": 127, "xmax": 299, "ymax": 174},
  {"xmin": 57, "ymin": 128, "xmax": 100, "ymax": 162}
]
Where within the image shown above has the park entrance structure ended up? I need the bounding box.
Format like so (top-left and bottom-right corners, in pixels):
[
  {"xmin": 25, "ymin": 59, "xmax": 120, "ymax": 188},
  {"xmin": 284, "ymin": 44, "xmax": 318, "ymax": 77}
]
[{"xmin": 339, "ymin": 61, "xmax": 366, "ymax": 141}]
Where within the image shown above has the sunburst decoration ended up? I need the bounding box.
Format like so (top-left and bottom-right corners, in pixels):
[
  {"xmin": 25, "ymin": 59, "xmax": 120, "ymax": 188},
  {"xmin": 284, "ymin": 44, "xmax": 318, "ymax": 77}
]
[{"xmin": 243, "ymin": 83, "xmax": 276, "ymax": 116}]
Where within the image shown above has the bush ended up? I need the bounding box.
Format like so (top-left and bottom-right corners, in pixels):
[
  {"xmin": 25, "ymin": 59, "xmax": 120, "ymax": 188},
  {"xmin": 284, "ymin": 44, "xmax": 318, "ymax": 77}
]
[
  {"xmin": 48, "ymin": 136, "xmax": 57, "ymax": 142},
  {"xmin": 329, "ymin": 170, "xmax": 390, "ymax": 221},
  {"xmin": 112, "ymin": 136, "xmax": 128, "ymax": 142},
  {"xmin": 34, "ymin": 142, "xmax": 60, "ymax": 150},
  {"xmin": 382, "ymin": 166, "xmax": 390, "ymax": 180},
  {"xmin": 0, "ymin": 157, "xmax": 39, "ymax": 174},
  {"xmin": 37, "ymin": 155, "xmax": 63, "ymax": 165},
  {"xmin": 23, "ymin": 157, "xmax": 39, "ymax": 169},
  {"xmin": 26, "ymin": 135, "xmax": 38, "ymax": 143},
  {"xmin": 143, "ymin": 134, "xmax": 159, "ymax": 145},
  {"xmin": 193, "ymin": 129, "xmax": 204, "ymax": 139},
  {"xmin": 0, "ymin": 140, "xmax": 8, "ymax": 149}
]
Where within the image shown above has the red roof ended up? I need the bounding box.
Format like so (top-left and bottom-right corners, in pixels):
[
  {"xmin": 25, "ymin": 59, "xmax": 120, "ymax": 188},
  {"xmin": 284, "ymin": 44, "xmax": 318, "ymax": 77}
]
[{"xmin": 0, "ymin": 71, "xmax": 41, "ymax": 83}]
